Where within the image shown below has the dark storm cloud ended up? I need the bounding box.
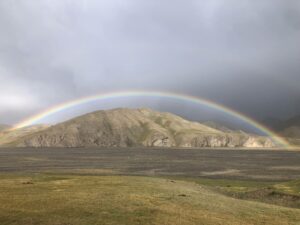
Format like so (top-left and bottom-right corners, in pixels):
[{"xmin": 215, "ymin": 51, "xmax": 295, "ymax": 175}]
[{"xmin": 0, "ymin": 0, "xmax": 300, "ymax": 124}]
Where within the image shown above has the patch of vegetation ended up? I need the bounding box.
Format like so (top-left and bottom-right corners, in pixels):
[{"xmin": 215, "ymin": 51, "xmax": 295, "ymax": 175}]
[
  {"xmin": 179, "ymin": 177, "xmax": 277, "ymax": 191},
  {"xmin": 278, "ymin": 179, "xmax": 300, "ymax": 194},
  {"xmin": 165, "ymin": 176, "xmax": 300, "ymax": 209},
  {"xmin": 0, "ymin": 174, "xmax": 300, "ymax": 225}
]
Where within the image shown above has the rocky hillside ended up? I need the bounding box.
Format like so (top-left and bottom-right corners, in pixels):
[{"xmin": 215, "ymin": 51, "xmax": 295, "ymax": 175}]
[
  {"xmin": 0, "ymin": 125, "xmax": 49, "ymax": 146},
  {"xmin": 5, "ymin": 108, "xmax": 275, "ymax": 148}
]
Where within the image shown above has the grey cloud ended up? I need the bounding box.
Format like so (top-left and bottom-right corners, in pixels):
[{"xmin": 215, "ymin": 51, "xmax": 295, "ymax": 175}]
[{"xmin": 0, "ymin": 0, "xmax": 299, "ymax": 125}]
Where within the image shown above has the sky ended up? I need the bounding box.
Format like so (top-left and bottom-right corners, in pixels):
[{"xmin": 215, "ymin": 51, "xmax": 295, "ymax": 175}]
[{"xmin": 0, "ymin": 0, "xmax": 300, "ymax": 127}]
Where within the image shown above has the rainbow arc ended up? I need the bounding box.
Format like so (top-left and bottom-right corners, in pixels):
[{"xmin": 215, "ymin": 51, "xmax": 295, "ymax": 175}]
[{"xmin": 11, "ymin": 90, "xmax": 290, "ymax": 147}]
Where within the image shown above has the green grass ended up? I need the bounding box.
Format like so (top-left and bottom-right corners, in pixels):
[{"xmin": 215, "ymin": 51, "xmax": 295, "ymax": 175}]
[
  {"xmin": 180, "ymin": 177, "xmax": 275, "ymax": 189},
  {"xmin": 277, "ymin": 180, "xmax": 300, "ymax": 194},
  {"xmin": 163, "ymin": 176, "xmax": 300, "ymax": 194},
  {"xmin": 0, "ymin": 174, "xmax": 300, "ymax": 225},
  {"xmin": 162, "ymin": 176, "xmax": 300, "ymax": 208}
]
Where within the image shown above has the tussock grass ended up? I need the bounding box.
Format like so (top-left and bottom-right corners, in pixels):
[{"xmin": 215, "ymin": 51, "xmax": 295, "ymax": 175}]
[
  {"xmin": 0, "ymin": 174, "xmax": 300, "ymax": 225},
  {"xmin": 163, "ymin": 176, "xmax": 300, "ymax": 208}
]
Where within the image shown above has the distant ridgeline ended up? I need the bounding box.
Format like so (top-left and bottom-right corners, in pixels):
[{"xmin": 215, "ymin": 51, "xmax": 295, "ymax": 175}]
[
  {"xmin": 2, "ymin": 108, "xmax": 278, "ymax": 148},
  {"xmin": 263, "ymin": 115, "xmax": 300, "ymax": 147}
]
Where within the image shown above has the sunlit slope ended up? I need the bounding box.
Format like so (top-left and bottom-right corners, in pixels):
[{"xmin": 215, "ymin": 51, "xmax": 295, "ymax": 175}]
[
  {"xmin": 0, "ymin": 174, "xmax": 299, "ymax": 225},
  {"xmin": 0, "ymin": 124, "xmax": 10, "ymax": 131},
  {"xmin": 0, "ymin": 125, "xmax": 49, "ymax": 146},
  {"xmin": 7, "ymin": 108, "xmax": 274, "ymax": 148}
]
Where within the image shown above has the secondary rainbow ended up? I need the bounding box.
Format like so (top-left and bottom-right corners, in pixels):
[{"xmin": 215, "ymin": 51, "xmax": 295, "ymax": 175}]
[{"xmin": 11, "ymin": 90, "xmax": 290, "ymax": 147}]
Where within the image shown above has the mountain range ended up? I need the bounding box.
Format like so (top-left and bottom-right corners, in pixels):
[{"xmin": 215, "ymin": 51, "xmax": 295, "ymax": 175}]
[
  {"xmin": 0, "ymin": 108, "xmax": 276, "ymax": 148},
  {"xmin": 263, "ymin": 115, "xmax": 300, "ymax": 146}
]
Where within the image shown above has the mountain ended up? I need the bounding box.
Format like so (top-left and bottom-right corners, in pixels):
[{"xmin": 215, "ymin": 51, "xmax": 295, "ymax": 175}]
[
  {"xmin": 280, "ymin": 115, "xmax": 300, "ymax": 138},
  {"xmin": 279, "ymin": 115, "xmax": 300, "ymax": 146},
  {"xmin": 0, "ymin": 124, "xmax": 10, "ymax": 132},
  {"xmin": 263, "ymin": 115, "xmax": 300, "ymax": 146},
  {"xmin": 5, "ymin": 108, "xmax": 275, "ymax": 148},
  {"xmin": 201, "ymin": 120, "xmax": 247, "ymax": 133},
  {"xmin": 283, "ymin": 115, "xmax": 300, "ymax": 127},
  {"xmin": 201, "ymin": 121, "xmax": 233, "ymax": 133},
  {"xmin": 262, "ymin": 117, "xmax": 285, "ymax": 131},
  {"xmin": 263, "ymin": 115, "xmax": 300, "ymax": 138},
  {"xmin": 0, "ymin": 124, "xmax": 49, "ymax": 146}
]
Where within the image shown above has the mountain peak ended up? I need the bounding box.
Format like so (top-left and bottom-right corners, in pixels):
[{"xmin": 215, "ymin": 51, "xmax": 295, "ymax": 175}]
[{"xmin": 4, "ymin": 108, "xmax": 275, "ymax": 148}]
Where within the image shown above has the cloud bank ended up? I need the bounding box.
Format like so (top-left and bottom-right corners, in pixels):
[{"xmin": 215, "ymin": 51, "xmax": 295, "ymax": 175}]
[{"xmin": 0, "ymin": 0, "xmax": 300, "ymax": 124}]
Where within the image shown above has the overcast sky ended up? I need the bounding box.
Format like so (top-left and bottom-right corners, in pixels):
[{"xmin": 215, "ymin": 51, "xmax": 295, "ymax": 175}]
[{"xmin": 0, "ymin": 0, "xmax": 300, "ymax": 126}]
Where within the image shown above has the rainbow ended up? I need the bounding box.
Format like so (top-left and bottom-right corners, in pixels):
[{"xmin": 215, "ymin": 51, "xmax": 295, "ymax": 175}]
[{"xmin": 11, "ymin": 90, "xmax": 290, "ymax": 147}]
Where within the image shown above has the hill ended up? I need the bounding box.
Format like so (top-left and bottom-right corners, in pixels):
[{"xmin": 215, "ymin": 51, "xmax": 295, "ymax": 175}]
[
  {"xmin": 0, "ymin": 124, "xmax": 49, "ymax": 146},
  {"xmin": 280, "ymin": 115, "xmax": 300, "ymax": 139},
  {"xmin": 6, "ymin": 108, "xmax": 275, "ymax": 148},
  {"xmin": 0, "ymin": 124, "xmax": 10, "ymax": 131},
  {"xmin": 263, "ymin": 115, "xmax": 300, "ymax": 146}
]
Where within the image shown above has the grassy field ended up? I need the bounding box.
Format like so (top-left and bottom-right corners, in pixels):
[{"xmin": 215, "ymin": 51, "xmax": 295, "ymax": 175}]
[
  {"xmin": 172, "ymin": 177, "xmax": 300, "ymax": 208},
  {"xmin": 0, "ymin": 174, "xmax": 300, "ymax": 225}
]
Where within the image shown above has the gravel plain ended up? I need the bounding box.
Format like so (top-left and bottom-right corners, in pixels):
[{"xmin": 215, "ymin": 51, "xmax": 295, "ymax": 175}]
[{"xmin": 0, "ymin": 147, "xmax": 299, "ymax": 181}]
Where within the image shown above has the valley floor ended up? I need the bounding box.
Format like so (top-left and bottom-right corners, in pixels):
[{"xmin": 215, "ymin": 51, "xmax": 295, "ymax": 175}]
[
  {"xmin": 0, "ymin": 174, "xmax": 300, "ymax": 225},
  {"xmin": 0, "ymin": 148, "xmax": 299, "ymax": 225},
  {"xmin": 0, "ymin": 147, "xmax": 300, "ymax": 180}
]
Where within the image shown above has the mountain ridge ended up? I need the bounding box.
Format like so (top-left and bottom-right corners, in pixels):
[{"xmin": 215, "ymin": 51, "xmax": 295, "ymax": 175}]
[
  {"xmin": 4, "ymin": 108, "xmax": 275, "ymax": 148},
  {"xmin": 263, "ymin": 115, "xmax": 300, "ymax": 146}
]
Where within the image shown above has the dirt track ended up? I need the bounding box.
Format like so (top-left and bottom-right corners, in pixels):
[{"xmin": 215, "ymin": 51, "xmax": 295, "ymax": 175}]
[{"xmin": 0, "ymin": 148, "xmax": 299, "ymax": 181}]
